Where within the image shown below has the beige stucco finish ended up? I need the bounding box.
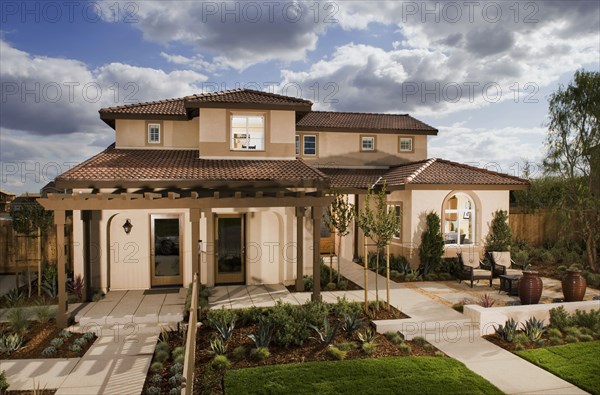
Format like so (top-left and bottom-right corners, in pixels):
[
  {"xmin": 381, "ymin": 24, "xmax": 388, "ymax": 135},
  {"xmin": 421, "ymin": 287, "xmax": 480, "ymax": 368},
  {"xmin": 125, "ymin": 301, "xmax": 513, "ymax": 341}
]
[{"xmin": 115, "ymin": 119, "xmax": 198, "ymax": 149}]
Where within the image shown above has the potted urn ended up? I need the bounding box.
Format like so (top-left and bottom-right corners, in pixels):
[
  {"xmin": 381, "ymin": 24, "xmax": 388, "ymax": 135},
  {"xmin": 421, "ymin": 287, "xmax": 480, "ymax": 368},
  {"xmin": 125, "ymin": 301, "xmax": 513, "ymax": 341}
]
[
  {"xmin": 562, "ymin": 269, "xmax": 587, "ymax": 302},
  {"xmin": 518, "ymin": 270, "xmax": 543, "ymax": 305}
]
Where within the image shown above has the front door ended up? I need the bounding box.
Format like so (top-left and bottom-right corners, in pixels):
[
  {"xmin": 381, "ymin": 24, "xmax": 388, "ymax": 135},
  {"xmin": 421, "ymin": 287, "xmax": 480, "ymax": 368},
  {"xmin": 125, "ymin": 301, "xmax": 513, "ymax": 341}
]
[
  {"xmin": 320, "ymin": 208, "xmax": 336, "ymax": 255},
  {"xmin": 150, "ymin": 214, "xmax": 183, "ymax": 287},
  {"xmin": 215, "ymin": 214, "xmax": 245, "ymax": 284}
]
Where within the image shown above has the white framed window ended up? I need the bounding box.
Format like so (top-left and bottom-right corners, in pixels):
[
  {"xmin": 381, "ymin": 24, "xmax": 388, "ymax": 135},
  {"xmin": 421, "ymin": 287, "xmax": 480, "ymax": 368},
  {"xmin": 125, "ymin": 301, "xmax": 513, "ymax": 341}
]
[
  {"xmin": 361, "ymin": 136, "xmax": 375, "ymax": 151},
  {"xmin": 399, "ymin": 137, "xmax": 413, "ymax": 152},
  {"xmin": 388, "ymin": 204, "xmax": 402, "ymax": 239},
  {"xmin": 443, "ymin": 193, "xmax": 475, "ymax": 246},
  {"xmin": 230, "ymin": 115, "xmax": 265, "ymax": 151},
  {"xmin": 148, "ymin": 124, "xmax": 161, "ymax": 144},
  {"xmin": 303, "ymin": 135, "xmax": 317, "ymax": 156},
  {"xmin": 295, "ymin": 134, "xmax": 300, "ymax": 155}
]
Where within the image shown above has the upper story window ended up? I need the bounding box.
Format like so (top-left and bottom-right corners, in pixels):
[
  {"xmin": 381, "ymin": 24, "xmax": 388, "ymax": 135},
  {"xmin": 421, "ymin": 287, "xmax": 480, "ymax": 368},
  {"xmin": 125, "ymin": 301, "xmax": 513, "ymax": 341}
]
[
  {"xmin": 399, "ymin": 137, "xmax": 413, "ymax": 152},
  {"xmin": 443, "ymin": 193, "xmax": 475, "ymax": 246},
  {"xmin": 361, "ymin": 136, "xmax": 376, "ymax": 151},
  {"xmin": 295, "ymin": 135, "xmax": 300, "ymax": 155},
  {"xmin": 148, "ymin": 124, "xmax": 161, "ymax": 144},
  {"xmin": 231, "ymin": 115, "xmax": 265, "ymax": 151},
  {"xmin": 303, "ymin": 135, "xmax": 317, "ymax": 156}
]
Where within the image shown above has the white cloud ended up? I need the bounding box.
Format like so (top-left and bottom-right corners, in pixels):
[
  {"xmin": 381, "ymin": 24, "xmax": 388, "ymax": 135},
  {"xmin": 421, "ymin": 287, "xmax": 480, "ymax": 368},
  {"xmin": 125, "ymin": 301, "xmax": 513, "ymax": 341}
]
[{"xmin": 0, "ymin": 39, "xmax": 207, "ymax": 135}]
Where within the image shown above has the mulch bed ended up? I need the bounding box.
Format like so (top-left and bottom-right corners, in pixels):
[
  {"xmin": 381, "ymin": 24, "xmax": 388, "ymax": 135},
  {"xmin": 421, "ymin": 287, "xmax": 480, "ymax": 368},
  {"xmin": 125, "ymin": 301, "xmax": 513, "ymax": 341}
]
[
  {"xmin": 141, "ymin": 330, "xmax": 186, "ymax": 395},
  {"xmin": 191, "ymin": 307, "xmax": 436, "ymax": 395},
  {"xmin": 0, "ymin": 320, "xmax": 96, "ymax": 360}
]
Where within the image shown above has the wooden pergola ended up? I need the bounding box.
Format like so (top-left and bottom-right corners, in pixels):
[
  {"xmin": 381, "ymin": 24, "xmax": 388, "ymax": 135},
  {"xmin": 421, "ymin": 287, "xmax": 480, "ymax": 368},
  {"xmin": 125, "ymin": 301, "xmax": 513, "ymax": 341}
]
[{"xmin": 38, "ymin": 189, "xmax": 333, "ymax": 327}]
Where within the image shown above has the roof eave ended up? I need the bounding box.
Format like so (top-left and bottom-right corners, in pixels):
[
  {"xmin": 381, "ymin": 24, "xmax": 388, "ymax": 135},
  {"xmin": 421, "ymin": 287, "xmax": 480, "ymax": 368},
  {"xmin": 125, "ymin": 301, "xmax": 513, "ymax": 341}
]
[
  {"xmin": 55, "ymin": 178, "xmax": 330, "ymax": 190},
  {"xmin": 184, "ymin": 101, "xmax": 312, "ymax": 112},
  {"xmin": 295, "ymin": 125, "xmax": 438, "ymax": 135}
]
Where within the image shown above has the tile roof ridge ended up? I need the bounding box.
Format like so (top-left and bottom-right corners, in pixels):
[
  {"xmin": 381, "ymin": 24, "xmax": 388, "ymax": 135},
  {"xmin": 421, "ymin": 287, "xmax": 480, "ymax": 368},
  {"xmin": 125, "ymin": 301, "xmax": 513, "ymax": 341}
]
[
  {"xmin": 404, "ymin": 158, "xmax": 438, "ymax": 184},
  {"xmin": 99, "ymin": 97, "xmax": 185, "ymax": 112},
  {"xmin": 184, "ymin": 88, "xmax": 312, "ymax": 103},
  {"xmin": 308, "ymin": 110, "xmax": 410, "ymax": 116},
  {"xmin": 435, "ymin": 158, "xmax": 530, "ymax": 184}
]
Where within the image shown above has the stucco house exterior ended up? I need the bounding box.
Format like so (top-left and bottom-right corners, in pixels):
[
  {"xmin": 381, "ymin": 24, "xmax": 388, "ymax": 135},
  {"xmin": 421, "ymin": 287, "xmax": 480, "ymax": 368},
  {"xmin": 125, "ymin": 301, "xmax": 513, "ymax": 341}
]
[{"xmin": 38, "ymin": 89, "xmax": 528, "ymax": 324}]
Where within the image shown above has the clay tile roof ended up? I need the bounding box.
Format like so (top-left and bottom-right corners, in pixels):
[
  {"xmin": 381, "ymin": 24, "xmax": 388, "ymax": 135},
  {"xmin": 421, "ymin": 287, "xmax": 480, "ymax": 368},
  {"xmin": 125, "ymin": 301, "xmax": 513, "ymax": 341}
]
[
  {"xmin": 319, "ymin": 168, "xmax": 384, "ymax": 189},
  {"xmin": 383, "ymin": 158, "xmax": 529, "ymax": 187},
  {"xmin": 296, "ymin": 111, "xmax": 438, "ymax": 135},
  {"xmin": 184, "ymin": 89, "xmax": 312, "ymax": 106},
  {"xmin": 55, "ymin": 145, "xmax": 328, "ymax": 188},
  {"xmin": 99, "ymin": 98, "xmax": 187, "ymax": 116},
  {"xmin": 321, "ymin": 158, "xmax": 529, "ymax": 189}
]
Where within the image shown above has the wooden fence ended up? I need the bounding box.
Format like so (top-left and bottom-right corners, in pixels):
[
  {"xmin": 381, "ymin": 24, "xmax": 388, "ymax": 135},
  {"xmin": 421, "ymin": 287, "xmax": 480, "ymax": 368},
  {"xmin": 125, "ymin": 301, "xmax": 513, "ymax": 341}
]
[
  {"xmin": 182, "ymin": 272, "xmax": 199, "ymax": 395},
  {"xmin": 0, "ymin": 218, "xmax": 72, "ymax": 274},
  {"xmin": 509, "ymin": 209, "xmax": 560, "ymax": 247}
]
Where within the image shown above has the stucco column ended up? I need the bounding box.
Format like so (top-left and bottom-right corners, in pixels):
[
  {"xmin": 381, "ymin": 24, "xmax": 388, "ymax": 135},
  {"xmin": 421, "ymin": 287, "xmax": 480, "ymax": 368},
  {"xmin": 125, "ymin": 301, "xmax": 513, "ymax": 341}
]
[
  {"xmin": 311, "ymin": 206, "xmax": 322, "ymax": 302},
  {"xmin": 190, "ymin": 208, "xmax": 200, "ymax": 281},
  {"xmin": 202, "ymin": 209, "xmax": 214, "ymax": 287},
  {"xmin": 55, "ymin": 210, "xmax": 68, "ymax": 328},
  {"xmin": 295, "ymin": 207, "xmax": 305, "ymax": 291}
]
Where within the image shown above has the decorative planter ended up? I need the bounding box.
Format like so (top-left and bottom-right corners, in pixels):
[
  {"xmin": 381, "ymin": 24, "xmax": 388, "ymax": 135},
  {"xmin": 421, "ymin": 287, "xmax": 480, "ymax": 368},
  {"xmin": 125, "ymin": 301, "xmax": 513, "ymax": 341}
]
[
  {"xmin": 562, "ymin": 269, "xmax": 587, "ymax": 302},
  {"xmin": 518, "ymin": 270, "xmax": 543, "ymax": 305}
]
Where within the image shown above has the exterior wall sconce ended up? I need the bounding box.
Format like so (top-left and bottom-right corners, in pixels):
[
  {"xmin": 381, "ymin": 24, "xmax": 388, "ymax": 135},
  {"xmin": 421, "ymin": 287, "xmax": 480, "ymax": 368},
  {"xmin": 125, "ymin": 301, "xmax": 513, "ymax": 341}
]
[{"xmin": 123, "ymin": 219, "xmax": 133, "ymax": 234}]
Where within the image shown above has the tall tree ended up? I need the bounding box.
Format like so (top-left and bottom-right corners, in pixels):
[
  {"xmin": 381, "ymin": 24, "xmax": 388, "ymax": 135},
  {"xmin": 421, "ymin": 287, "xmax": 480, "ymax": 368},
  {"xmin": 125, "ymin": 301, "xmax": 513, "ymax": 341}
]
[
  {"xmin": 418, "ymin": 212, "xmax": 445, "ymax": 277},
  {"xmin": 544, "ymin": 70, "xmax": 600, "ymax": 271},
  {"xmin": 324, "ymin": 193, "xmax": 355, "ymax": 284},
  {"xmin": 358, "ymin": 181, "xmax": 401, "ymax": 307},
  {"xmin": 485, "ymin": 210, "xmax": 512, "ymax": 252}
]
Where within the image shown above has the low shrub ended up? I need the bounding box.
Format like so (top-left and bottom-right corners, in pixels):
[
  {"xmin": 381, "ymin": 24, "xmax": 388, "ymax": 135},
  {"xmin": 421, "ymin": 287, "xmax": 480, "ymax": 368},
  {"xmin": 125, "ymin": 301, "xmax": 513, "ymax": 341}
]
[
  {"xmin": 361, "ymin": 341, "xmax": 376, "ymax": 354},
  {"xmin": 155, "ymin": 341, "xmax": 170, "ymax": 354},
  {"xmin": 34, "ymin": 305, "xmax": 54, "ymax": 324},
  {"xmin": 522, "ymin": 317, "xmax": 546, "ymax": 342},
  {"xmin": 434, "ymin": 351, "xmax": 445, "ymax": 357},
  {"xmin": 513, "ymin": 333, "xmax": 530, "ymax": 345},
  {"xmin": 150, "ymin": 362, "xmax": 163, "ymax": 372},
  {"xmin": 238, "ymin": 306, "xmax": 265, "ymax": 326},
  {"xmin": 212, "ymin": 355, "xmax": 231, "ymax": 369},
  {"xmin": 74, "ymin": 337, "xmax": 87, "ymax": 347},
  {"xmin": 579, "ymin": 334, "xmax": 593, "ymax": 342},
  {"xmin": 328, "ymin": 346, "xmax": 347, "ymax": 360},
  {"xmin": 232, "ymin": 345, "xmax": 246, "ymax": 360},
  {"xmin": 549, "ymin": 307, "xmax": 570, "ymax": 330},
  {"xmin": 412, "ymin": 336, "xmax": 427, "ymax": 345},
  {"xmin": 168, "ymin": 373, "xmax": 183, "ymax": 386},
  {"xmin": 548, "ymin": 336, "xmax": 563, "ymax": 346},
  {"xmin": 207, "ymin": 307, "xmax": 237, "ymax": 341},
  {"xmin": 60, "ymin": 330, "xmax": 73, "ymax": 339},
  {"xmin": 267, "ymin": 301, "xmax": 328, "ymax": 347},
  {"xmin": 495, "ymin": 318, "xmax": 518, "ymax": 342},
  {"xmin": 565, "ymin": 335, "xmax": 579, "ymax": 343},
  {"xmin": 336, "ymin": 342, "xmax": 356, "ymax": 351},
  {"xmin": 69, "ymin": 344, "xmax": 82, "ymax": 353},
  {"xmin": 398, "ymin": 343, "xmax": 412, "ymax": 355},
  {"xmin": 423, "ymin": 344, "xmax": 435, "ymax": 352},
  {"xmin": 172, "ymin": 346, "xmax": 185, "ymax": 359},
  {"xmin": 248, "ymin": 316, "xmax": 274, "ymax": 348},
  {"xmin": 357, "ymin": 328, "xmax": 378, "ymax": 344},
  {"xmin": 170, "ymin": 362, "xmax": 183, "ymax": 375},
  {"xmin": 0, "ymin": 333, "xmax": 24, "ymax": 354},
  {"xmin": 384, "ymin": 331, "xmax": 403, "ymax": 345},
  {"xmin": 169, "ymin": 387, "xmax": 181, "ymax": 395},
  {"xmin": 150, "ymin": 374, "xmax": 162, "ymax": 384},
  {"xmin": 209, "ymin": 337, "xmax": 227, "ymax": 356},
  {"xmin": 50, "ymin": 337, "xmax": 64, "ymax": 348},
  {"xmin": 146, "ymin": 386, "xmax": 161, "ymax": 395},
  {"xmin": 83, "ymin": 332, "xmax": 95, "ymax": 341},
  {"xmin": 154, "ymin": 349, "xmax": 169, "ymax": 363},
  {"xmin": 250, "ymin": 347, "xmax": 270, "ymax": 361},
  {"xmin": 41, "ymin": 346, "xmax": 57, "ymax": 356},
  {"xmin": 546, "ymin": 328, "xmax": 562, "ymax": 338},
  {"xmin": 563, "ymin": 327, "xmax": 582, "ymax": 339},
  {"xmin": 7, "ymin": 308, "xmax": 29, "ymax": 334},
  {"xmin": 0, "ymin": 370, "xmax": 7, "ymax": 393}
]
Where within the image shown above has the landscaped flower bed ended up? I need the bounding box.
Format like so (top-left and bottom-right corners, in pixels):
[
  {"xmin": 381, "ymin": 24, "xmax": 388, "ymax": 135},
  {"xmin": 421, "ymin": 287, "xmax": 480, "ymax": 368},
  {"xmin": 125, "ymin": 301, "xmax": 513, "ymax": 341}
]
[
  {"xmin": 187, "ymin": 299, "xmax": 442, "ymax": 395},
  {"xmin": 142, "ymin": 329, "xmax": 186, "ymax": 395},
  {"xmin": 0, "ymin": 317, "xmax": 96, "ymax": 360},
  {"xmin": 484, "ymin": 307, "xmax": 600, "ymax": 351}
]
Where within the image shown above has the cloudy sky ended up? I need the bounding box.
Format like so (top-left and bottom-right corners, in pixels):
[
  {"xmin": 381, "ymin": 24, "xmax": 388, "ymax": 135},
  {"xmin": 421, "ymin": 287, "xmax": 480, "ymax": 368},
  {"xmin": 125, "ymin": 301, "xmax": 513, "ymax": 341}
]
[{"xmin": 1, "ymin": 0, "xmax": 598, "ymax": 194}]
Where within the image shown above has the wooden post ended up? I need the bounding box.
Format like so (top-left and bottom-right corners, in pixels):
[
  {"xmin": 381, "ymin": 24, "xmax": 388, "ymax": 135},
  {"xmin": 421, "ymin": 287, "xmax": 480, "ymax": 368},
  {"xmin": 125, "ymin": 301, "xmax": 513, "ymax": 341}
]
[
  {"xmin": 38, "ymin": 227, "xmax": 42, "ymax": 297},
  {"xmin": 190, "ymin": 209, "xmax": 200, "ymax": 279},
  {"xmin": 295, "ymin": 207, "xmax": 305, "ymax": 292},
  {"xmin": 386, "ymin": 244, "xmax": 390, "ymax": 310},
  {"xmin": 364, "ymin": 242, "xmax": 368, "ymax": 312},
  {"xmin": 55, "ymin": 210, "xmax": 68, "ymax": 328},
  {"xmin": 312, "ymin": 206, "xmax": 322, "ymax": 302}
]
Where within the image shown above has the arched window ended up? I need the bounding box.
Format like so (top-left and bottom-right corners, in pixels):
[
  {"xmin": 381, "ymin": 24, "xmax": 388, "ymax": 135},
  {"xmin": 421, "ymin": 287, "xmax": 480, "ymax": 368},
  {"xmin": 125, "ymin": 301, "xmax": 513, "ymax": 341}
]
[{"xmin": 443, "ymin": 193, "xmax": 475, "ymax": 245}]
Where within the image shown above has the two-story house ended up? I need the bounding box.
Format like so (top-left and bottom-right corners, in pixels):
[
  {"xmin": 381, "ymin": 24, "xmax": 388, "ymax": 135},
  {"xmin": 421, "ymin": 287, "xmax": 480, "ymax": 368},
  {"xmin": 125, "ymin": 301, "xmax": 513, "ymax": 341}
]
[{"xmin": 39, "ymin": 89, "xmax": 528, "ymax": 305}]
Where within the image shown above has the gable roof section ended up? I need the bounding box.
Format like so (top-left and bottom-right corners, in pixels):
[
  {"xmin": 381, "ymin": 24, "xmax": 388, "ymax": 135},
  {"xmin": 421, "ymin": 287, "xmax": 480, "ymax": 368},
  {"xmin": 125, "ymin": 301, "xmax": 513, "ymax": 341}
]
[
  {"xmin": 323, "ymin": 158, "xmax": 529, "ymax": 190},
  {"xmin": 99, "ymin": 89, "xmax": 313, "ymax": 126},
  {"xmin": 296, "ymin": 111, "xmax": 438, "ymax": 135},
  {"xmin": 55, "ymin": 144, "xmax": 328, "ymax": 189}
]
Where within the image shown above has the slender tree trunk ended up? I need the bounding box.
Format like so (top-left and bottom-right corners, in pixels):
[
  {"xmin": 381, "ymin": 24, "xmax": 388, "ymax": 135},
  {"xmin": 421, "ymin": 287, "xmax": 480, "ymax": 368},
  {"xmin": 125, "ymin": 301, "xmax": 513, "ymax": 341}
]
[
  {"xmin": 38, "ymin": 227, "xmax": 42, "ymax": 297},
  {"xmin": 364, "ymin": 243, "xmax": 368, "ymax": 312},
  {"xmin": 386, "ymin": 245, "xmax": 390, "ymax": 310},
  {"xmin": 337, "ymin": 233, "xmax": 342, "ymax": 283},
  {"xmin": 375, "ymin": 250, "xmax": 379, "ymax": 305},
  {"xmin": 329, "ymin": 244, "xmax": 333, "ymax": 284}
]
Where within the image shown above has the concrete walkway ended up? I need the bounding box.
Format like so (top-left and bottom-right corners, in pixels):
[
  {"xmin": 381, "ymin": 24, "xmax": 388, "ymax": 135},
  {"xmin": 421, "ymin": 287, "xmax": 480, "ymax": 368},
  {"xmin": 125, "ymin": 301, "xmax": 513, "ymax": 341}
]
[
  {"xmin": 337, "ymin": 258, "xmax": 589, "ymax": 395},
  {"xmin": 2, "ymin": 289, "xmax": 185, "ymax": 395}
]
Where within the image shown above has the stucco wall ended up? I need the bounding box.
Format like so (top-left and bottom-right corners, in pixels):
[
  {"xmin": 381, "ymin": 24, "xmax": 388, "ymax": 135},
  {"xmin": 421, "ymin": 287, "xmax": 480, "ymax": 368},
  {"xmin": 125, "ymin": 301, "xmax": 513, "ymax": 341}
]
[
  {"xmin": 198, "ymin": 108, "xmax": 296, "ymax": 159},
  {"xmin": 115, "ymin": 119, "xmax": 198, "ymax": 149},
  {"xmin": 301, "ymin": 133, "xmax": 428, "ymax": 166}
]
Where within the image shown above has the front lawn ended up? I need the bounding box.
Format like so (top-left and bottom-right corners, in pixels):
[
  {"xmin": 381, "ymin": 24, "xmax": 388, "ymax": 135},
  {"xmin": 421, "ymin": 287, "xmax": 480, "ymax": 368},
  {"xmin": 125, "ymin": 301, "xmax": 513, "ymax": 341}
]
[
  {"xmin": 516, "ymin": 341, "xmax": 600, "ymax": 395},
  {"xmin": 224, "ymin": 357, "xmax": 503, "ymax": 395}
]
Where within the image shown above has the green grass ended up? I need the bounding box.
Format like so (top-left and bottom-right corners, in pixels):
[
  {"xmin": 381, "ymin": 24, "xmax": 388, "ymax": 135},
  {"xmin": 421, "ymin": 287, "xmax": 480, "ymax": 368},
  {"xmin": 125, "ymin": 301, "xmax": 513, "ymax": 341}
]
[
  {"xmin": 224, "ymin": 357, "xmax": 502, "ymax": 395},
  {"xmin": 516, "ymin": 341, "xmax": 600, "ymax": 395}
]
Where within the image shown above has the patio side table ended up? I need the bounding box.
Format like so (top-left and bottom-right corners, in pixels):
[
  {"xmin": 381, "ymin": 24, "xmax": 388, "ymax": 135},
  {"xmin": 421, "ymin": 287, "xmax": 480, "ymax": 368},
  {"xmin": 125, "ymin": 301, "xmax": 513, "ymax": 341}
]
[{"xmin": 499, "ymin": 274, "xmax": 521, "ymax": 296}]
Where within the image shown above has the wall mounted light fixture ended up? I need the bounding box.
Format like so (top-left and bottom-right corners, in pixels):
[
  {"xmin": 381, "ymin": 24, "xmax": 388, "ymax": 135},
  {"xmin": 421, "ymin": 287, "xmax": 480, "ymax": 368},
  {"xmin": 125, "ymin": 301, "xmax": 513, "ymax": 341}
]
[{"xmin": 123, "ymin": 219, "xmax": 133, "ymax": 234}]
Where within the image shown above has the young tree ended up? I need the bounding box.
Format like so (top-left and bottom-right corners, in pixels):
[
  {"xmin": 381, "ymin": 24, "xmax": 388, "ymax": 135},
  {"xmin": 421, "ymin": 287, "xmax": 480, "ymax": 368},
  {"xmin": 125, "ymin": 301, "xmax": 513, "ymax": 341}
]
[
  {"xmin": 358, "ymin": 181, "xmax": 401, "ymax": 308},
  {"xmin": 544, "ymin": 70, "xmax": 600, "ymax": 271},
  {"xmin": 10, "ymin": 204, "xmax": 54, "ymax": 296},
  {"xmin": 485, "ymin": 210, "xmax": 512, "ymax": 252},
  {"xmin": 418, "ymin": 211, "xmax": 445, "ymax": 278},
  {"xmin": 324, "ymin": 193, "xmax": 355, "ymax": 284}
]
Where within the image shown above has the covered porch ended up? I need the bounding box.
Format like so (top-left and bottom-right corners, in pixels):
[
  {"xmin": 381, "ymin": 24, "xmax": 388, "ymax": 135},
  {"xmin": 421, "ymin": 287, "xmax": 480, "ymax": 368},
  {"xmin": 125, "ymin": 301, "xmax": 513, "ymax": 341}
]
[{"xmin": 38, "ymin": 189, "xmax": 333, "ymax": 327}]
